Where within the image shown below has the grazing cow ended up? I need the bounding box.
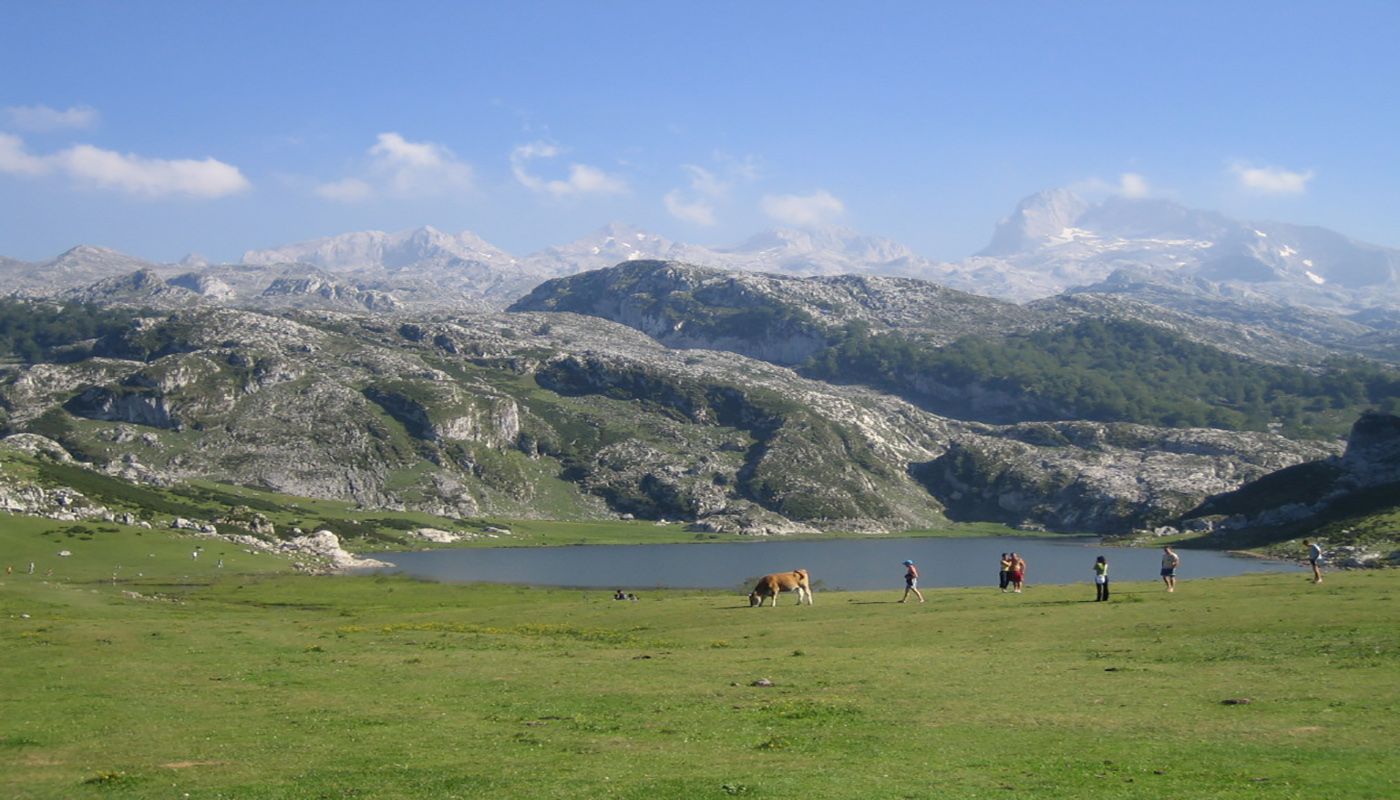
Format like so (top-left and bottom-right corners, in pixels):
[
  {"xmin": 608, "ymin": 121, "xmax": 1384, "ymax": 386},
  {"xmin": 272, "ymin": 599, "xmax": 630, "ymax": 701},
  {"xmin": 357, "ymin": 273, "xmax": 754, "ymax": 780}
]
[{"xmin": 749, "ymin": 569, "xmax": 813, "ymax": 607}]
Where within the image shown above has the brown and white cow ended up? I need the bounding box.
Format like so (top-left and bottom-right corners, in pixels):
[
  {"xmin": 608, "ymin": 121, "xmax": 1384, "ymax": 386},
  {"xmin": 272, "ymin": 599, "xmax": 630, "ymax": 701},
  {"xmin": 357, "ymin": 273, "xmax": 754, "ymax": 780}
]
[{"xmin": 748, "ymin": 569, "xmax": 813, "ymax": 606}]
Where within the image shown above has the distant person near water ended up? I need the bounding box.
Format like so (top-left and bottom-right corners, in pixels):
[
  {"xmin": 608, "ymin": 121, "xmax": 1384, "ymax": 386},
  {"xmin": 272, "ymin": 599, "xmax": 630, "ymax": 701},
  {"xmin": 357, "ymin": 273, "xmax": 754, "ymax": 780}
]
[
  {"xmin": 1093, "ymin": 556, "xmax": 1109, "ymax": 601},
  {"xmin": 999, "ymin": 553, "xmax": 1012, "ymax": 592},
  {"xmin": 1305, "ymin": 540, "xmax": 1323, "ymax": 583},
  {"xmin": 900, "ymin": 560, "xmax": 924, "ymax": 603},
  {"xmin": 1161, "ymin": 546, "xmax": 1180, "ymax": 592},
  {"xmin": 1009, "ymin": 553, "xmax": 1026, "ymax": 593}
]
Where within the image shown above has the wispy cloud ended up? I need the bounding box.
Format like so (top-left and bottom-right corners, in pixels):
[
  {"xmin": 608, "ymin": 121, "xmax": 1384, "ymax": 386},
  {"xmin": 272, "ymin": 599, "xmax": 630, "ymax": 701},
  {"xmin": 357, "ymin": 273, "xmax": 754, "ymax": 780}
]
[
  {"xmin": 1118, "ymin": 172, "xmax": 1150, "ymax": 198},
  {"xmin": 664, "ymin": 189, "xmax": 716, "ymax": 225},
  {"xmin": 510, "ymin": 141, "xmax": 628, "ymax": 197},
  {"xmin": 314, "ymin": 177, "xmax": 373, "ymax": 202},
  {"xmin": 664, "ymin": 165, "xmax": 722, "ymax": 226},
  {"xmin": 0, "ymin": 132, "xmax": 249, "ymax": 198},
  {"xmin": 3, "ymin": 103, "xmax": 99, "ymax": 132},
  {"xmin": 318, "ymin": 133, "xmax": 475, "ymax": 201},
  {"xmin": 663, "ymin": 155, "xmax": 762, "ymax": 226},
  {"xmin": 0, "ymin": 133, "xmax": 48, "ymax": 176},
  {"xmin": 1067, "ymin": 172, "xmax": 1154, "ymax": 200},
  {"xmin": 761, "ymin": 189, "xmax": 845, "ymax": 227},
  {"xmin": 1229, "ymin": 162, "xmax": 1314, "ymax": 195}
]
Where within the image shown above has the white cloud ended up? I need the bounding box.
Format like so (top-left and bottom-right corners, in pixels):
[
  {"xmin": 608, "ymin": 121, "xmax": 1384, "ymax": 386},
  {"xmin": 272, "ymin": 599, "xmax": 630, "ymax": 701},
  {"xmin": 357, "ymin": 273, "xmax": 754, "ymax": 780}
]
[
  {"xmin": 681, "ymin": 164, "xmax": 726, "ymax": 197},
  {"xmin": 1118, "ymin": 172, "xmax": 1150, "ymax": 198},
  {"xmin": 510, "ymin": 141, "xmax": 628, "ymax": 197},
  {"xmin": 664, "ymin": 165, "xmax": 722, "ymax": 225},
  {"xmin": 316, "ymin": 133, "xmax": 476, "ymax": 202},
  {"xmin": 0, "ymin": 133, "xmax": 49, "ymax": 176},
  {"xmin": 558, "ymin": 163, "xmax": 628, "ymax": 195},
  {"xmin": 663, "ymin": 157, "xmax": 761, "ymax": 226},
  {"xmin": 315, "ymin": 177, "xmax": 373, "ymax": 202},
  {"xmin": 664, "ymin": 189, "xmax": 716, "ymax": 226},
  {"xmin": 1229, "ymin": 162, "xmax": 1313, "ymax": 195},
  {"xmin": 761, "ymin": 190, "xmax": 846, "ymax": 226},
  {"xmin": 57, "ymin": 145, "xmax": 249, "ymax": 197},
  {"xmin": 3, "ymin": 103, "xmax": 98, "ymax": 131},
  {"xmin": 1067, "ymin": 172, "xmax": 1153, "ymax": 200},
  {"xmin": 0, "ymin": 132, "xmax": 249, "ymax": 198},
  {"xmin": 369, "ymin": 132, "xmax": 444, "ymax": 168}
]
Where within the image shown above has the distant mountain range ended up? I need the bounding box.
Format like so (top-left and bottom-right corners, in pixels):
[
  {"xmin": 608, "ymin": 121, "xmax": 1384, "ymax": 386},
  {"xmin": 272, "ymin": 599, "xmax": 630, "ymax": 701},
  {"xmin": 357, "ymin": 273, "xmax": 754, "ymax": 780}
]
[
  {"xmin": 2, "ymin": 193, "xmax": 1398, "ymax": 542},
  {"xmin": 3, "ymin": 190, "xmax": 1399, "ymax": 323}
]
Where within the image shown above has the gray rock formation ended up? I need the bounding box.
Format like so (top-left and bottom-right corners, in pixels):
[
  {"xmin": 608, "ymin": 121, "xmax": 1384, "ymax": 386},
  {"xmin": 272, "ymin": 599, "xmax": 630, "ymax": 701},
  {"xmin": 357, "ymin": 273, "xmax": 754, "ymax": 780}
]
[
  {"xmin": 0, "ymin": 301, "xmax": 1342, "ymax": 536},
  {"xmin": 916, "ymin": 421, "xmax": 1338, "ymax": 534}
]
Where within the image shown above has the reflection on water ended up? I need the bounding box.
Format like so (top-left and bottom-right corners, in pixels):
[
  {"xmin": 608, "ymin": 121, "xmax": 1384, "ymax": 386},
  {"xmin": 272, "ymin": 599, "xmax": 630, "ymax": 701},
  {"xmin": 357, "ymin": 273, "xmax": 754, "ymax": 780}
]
[{"xmin": 361, "ymin": 536, "xmax": 1300, "ymax": 592}]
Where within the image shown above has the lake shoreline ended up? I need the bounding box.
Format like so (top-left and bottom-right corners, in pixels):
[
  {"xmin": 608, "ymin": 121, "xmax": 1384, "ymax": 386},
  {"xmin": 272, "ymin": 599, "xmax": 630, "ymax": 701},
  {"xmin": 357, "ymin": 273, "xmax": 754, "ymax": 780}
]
[{"xmin": 351, "ymin": 535, "xmax": 1306, "ymax": 592}]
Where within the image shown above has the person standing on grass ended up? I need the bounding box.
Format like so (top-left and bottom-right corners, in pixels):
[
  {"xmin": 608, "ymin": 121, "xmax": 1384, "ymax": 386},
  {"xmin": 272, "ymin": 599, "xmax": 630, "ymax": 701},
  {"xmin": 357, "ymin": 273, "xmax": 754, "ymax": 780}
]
[
  {"xmin": 1093, "ymin": 556, "xmax": 1109, "ymax": 601},
  {"xmin": 1161, "ymin": 546, "xmax": 1180, "ymax": 592},
  {"xmin": 999, "ymin": 553, "xmax": 1013, "ymax": 592},
  {"xmin": 1009, "ymin": 553, "xmax": 1026, "ymax": 593},
  {"xmin": 900, "ymin": 560, "xmax": 924, "ymax": 603},
  {"xmin": 1305, "ymin": 540, "xmax": 1324, "ymax": 583}
]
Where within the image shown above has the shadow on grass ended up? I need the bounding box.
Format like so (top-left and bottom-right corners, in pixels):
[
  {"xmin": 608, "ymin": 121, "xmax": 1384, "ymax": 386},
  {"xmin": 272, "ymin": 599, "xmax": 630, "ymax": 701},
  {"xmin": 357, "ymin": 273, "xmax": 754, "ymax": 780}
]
[{"xmin": 846, "ymin": 600, "xmax": 906, "ymax": 605}]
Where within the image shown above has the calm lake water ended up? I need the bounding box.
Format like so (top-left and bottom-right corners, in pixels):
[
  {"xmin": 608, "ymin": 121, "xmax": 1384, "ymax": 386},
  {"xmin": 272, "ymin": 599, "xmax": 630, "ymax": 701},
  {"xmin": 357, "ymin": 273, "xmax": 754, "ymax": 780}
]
[{"xmin": 358, "ymin": 537, "xmax": 1301, "ymax": 593}]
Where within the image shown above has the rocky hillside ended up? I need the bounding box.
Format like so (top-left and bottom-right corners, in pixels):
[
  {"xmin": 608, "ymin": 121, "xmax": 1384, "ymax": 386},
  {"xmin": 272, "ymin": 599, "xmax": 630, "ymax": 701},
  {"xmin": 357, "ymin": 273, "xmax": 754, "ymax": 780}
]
[
  {"xmin": 1166, "ymin": 412, "xmax": 1400, "ymax": 560},
  {"xmin": 511, "ymin": 259, "xmax": 1376, "ymax": 368},
  {"xmin": 0, "ymin": 302, "xmax": 1338, "ymax": 536},
  {"xmin": 510, "ymin": 259, "xmax": 1061, "ymax": 366},
  {"xmin": 508, "ymin": 261, "xmax": 1399, "ymax": 440}
]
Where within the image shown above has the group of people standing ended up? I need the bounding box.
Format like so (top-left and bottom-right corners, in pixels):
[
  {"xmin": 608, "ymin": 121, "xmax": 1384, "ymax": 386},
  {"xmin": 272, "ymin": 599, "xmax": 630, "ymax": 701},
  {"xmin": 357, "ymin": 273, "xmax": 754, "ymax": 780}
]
[
  {"xmin": 901, "ymin": 541, "xmax": 1323, "ymax": 604},
  {"xmin": 904, "ymin": 545, "xmax": 1171, "ymax": 603},
  {"xmin": 998, "ymin": 553, "xmax": 1027, "ymax": 593},
  {"xmin": 1091, "ymin": 545, "xmax": 1175, "ymax": 602}
]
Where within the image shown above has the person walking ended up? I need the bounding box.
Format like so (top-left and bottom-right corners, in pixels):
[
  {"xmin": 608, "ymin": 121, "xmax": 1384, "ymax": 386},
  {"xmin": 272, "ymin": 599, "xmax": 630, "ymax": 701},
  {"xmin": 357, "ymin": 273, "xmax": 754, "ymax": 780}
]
[
  {"xmin": 899, "ymin": 560, "xmax": 924, "ymax": 603},
  {"xmin": 1305, "ymin": 540, "xmax": 1323, "ymax": 583},
  {"xmin": 999, "ymin": 553, "xmax": 1013, "ymax": 592},
  {"xmin": 1009, "ymin": 553, "xmax": 1026, "ymax": 593},
  {"xmin": 1161, "ymin": 546, "xmax": 1180, "ymax": 592},
  {"xmin": 1093, "ymin": 556, "xmax": 1109, "ymax": 601}
]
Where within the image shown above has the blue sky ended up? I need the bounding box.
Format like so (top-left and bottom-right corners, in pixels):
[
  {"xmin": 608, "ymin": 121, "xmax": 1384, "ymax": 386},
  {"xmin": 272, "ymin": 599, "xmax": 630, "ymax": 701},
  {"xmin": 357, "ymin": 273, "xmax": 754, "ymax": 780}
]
[{"xmin": 2, "ymin": 0, "xmax": 1397, "ymax": 264}]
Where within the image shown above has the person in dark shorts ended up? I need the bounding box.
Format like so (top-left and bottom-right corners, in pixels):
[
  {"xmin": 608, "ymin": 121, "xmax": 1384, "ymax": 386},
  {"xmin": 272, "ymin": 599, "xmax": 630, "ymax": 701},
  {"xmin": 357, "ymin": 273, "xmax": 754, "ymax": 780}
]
[
  {"xmin": 1305, "ymin": 540, "xmax": 1323, "ymax": 583},
  {"xmin": 999, "ymin": 553, "xmax": 1012, "ymax": 592},
  {"xmin": 1093, "ymin": 555, "xmax": 1109, "ymax": 601},
  {"xmin": 1161, "ymin": 546, "xmax": 1180, "ymax": 592}
]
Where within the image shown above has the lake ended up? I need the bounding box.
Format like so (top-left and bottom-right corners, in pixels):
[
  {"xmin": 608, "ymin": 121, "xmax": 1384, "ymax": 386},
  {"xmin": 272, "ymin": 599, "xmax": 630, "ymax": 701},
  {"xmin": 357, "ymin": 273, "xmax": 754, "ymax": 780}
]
[{"xmin": 357, "ymin": 536, "xmax": 1302, "ymax": 593}]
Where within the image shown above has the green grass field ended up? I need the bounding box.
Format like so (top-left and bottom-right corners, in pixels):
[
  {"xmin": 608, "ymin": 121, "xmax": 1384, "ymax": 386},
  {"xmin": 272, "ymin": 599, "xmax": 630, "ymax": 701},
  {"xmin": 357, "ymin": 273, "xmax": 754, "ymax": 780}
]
[{"xmin": 2, "ymin": 519, "xmax": 1396, "ymax": 799}]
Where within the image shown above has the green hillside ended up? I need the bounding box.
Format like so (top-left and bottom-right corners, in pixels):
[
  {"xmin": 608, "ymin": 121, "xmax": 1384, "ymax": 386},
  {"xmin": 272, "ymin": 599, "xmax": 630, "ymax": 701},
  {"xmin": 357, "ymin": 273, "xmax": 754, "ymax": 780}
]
[{"xmin": 805, "ymin": 318, "xmax": 1400, "ymax": 436}]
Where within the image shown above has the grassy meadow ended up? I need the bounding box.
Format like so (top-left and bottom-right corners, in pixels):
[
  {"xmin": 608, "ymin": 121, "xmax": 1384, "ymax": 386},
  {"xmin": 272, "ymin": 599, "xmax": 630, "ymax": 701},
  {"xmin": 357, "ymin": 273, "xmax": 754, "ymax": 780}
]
[{"xmin": 2, "ymin": 516, "xmax": 1397, "ymax": 799}]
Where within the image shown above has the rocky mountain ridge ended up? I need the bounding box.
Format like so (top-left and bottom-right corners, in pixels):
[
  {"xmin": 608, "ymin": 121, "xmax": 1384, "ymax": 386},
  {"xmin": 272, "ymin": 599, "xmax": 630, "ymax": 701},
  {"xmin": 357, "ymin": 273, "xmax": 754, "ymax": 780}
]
[
  {"xmin": 0, "ymin": 302, "xmax": 1347, "ymax": 536},
  {"xmin": 6, "ymin": 190, "xmax": 1399, "ymax": 361},
  {"xmin": 509, "ymin": 259, "xmax": 1381, "ymax": 372},
  {"xmin": 955, "ymin": 191, "xmax": 1400, "ymax": 309}
]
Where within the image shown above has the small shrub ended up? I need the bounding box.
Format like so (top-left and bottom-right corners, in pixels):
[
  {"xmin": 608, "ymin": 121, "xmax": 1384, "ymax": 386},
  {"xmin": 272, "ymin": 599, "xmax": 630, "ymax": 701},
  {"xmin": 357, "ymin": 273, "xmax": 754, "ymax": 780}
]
[{"xmin": 83, "ymin": 771, "xmax": 131, "ymax": 785}]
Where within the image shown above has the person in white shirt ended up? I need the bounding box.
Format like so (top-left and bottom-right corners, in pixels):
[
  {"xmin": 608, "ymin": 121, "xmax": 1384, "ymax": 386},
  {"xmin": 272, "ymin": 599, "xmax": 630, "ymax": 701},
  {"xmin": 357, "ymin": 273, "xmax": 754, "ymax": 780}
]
[
  {"xmin": 1305, "ymin": 540, "xmax": 1323, "ymax": 584},
  {"xmin": 1160, "ymin": 546, "xmax": 1180, "ymax": 592}
]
